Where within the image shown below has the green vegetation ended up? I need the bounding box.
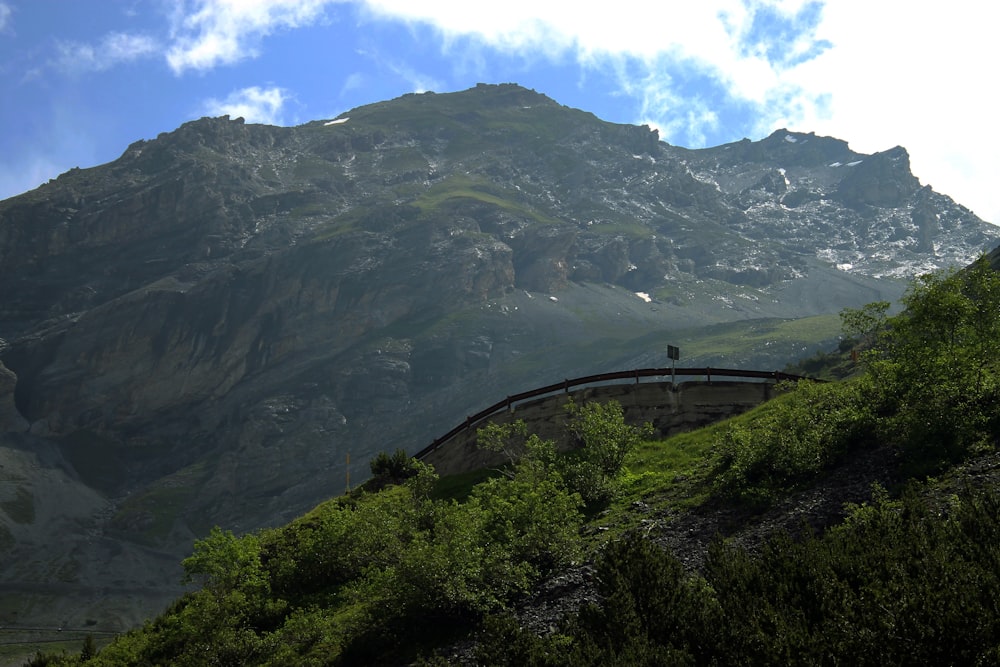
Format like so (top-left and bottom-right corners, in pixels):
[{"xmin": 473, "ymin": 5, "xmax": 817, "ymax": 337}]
[
  {"xmin": 477, "ymin": 485, "xmax": 1000, "ymax": 666},
  {"xmin": 33, "ymin": 256, "xmax": 1000, "ymax": 665},
  {"xmin": 562, "ymin": 399, "xmax": 655, "ymax": 507},
  {"xmin": 782, "ymin": 337, "xmax": 859, "ymax": 380},
  {"xmin": 676, "ymin": 313, "xmax": 842, "ymax": 359},
  {"xmin": 366, "ymin": 447, "xmax": 420, "ymax": 490},
  {"xmin": 476, "ymin": 400, "xmax": 651, "ymax": 510},
  {"xmin": 711, "ymin": 379, "xmax": 873, "ymax": 505},
  {"xmin": 414, "ymin": 174, "xmax": 563, "ymax": 226},
  {"xmin": 619, "ymin": 426, "xmax": 719, "ymax": 503},
  {"xmin": 585, "ymin": 220, "xmax": 654, "ymax": 238},
  {"xmin": 864, "ymin": 259, "xmax": 1000, "ymax": 473},
  {"xmin": 44, "ymin": 437, "xmax": 583, "ymax": 665}
]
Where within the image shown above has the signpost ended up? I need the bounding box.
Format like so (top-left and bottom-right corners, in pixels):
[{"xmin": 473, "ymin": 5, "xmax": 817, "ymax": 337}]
[{"xmin": 667, "ymin": 345, "xmax": 680, "ymax": 387}]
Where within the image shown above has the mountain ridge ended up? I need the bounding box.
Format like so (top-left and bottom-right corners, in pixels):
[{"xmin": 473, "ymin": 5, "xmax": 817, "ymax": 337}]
[{"xmin": 0, "ymin": 82, "xmax": 997, "ymax": 630}]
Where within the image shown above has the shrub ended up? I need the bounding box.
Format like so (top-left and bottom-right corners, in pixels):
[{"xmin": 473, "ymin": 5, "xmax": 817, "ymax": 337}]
[
  {"xmin": 711, "ymin": 379, "xmax": 874, "ymax": 504},
  {"xmin": 563, "ymin": 399, "xmax": 654, "ymax": 506},
  {"xmin": 368, "ymin": 448, "xmax": 420, "ymax": 488},
  {"xmin": 865, "ymin": 258, "xmax": 1000, "ymax": 472}
]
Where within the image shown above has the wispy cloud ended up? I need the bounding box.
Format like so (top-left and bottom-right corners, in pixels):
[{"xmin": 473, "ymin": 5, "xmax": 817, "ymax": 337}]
[
  {"xmin": 356, "ymin": 45, "xmax": 443, "ymax": 93},
  {"xmin": 355, "ymin": 1, "xmax": 829, "ymax": 143},
  {"xmin": 731, "ymin": 0, "xmax": 831, "ymax": 70},
  {"xmin": 55, "ymin": 32, "xmax": 159, "ymax": 73},
  {"xmin": 340, "ymin": 71, "xmax": 365, "ymax": 96},
  {"xmin": 0, "ymin": 2, "xmax": 12, "ymax": 34},
  {"xmin": 166, "ymin": 0, "xmax": 335, "ymax": 74},
  {"xmin": 0, "ymin": 2, "xmax": 11, "ymax": 33},
  {"xmin": 202, "ymin": 85, "xmax": 290, "ymax": 125}
]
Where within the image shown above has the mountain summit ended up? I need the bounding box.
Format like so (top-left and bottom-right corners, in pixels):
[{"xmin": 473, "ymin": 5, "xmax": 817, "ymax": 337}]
[{"xmin": 1, "ymin": 83, "xmax": 997, "ymax": 629}]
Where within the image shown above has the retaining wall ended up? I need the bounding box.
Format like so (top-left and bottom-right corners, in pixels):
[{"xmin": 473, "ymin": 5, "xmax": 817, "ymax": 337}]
[{"xmin": 418, "ymin": 380, "xmax": 775, "ymax": 476}]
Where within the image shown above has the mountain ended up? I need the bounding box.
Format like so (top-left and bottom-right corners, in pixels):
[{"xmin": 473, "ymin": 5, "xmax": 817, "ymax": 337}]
[{"xmin": 1, "ymin": 83, "xmax": 997, "ymax": 630}]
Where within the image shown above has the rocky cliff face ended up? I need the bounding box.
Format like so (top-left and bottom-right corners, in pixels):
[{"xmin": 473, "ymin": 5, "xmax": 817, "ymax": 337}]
[{"xmin": 1, "ymin": 83, "xmax": 997, "ymax": 629}]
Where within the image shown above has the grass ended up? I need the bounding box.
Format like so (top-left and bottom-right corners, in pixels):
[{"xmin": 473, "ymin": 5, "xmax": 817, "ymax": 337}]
[
  {"xmin": 414, "ymin": 174, "xmax": 564, "ymax": 226},
  {"xmin": 288, "ymin": 202, "xmax": 334, "ymax": 218},
  {"xmin": 313, "ymin": 216, "xmax": 360, "ymax": 241},
  {"xmin": 378, "ymin": 147, "xmax": 428, "ymax": 174},
  {"xmin": 621, "ymin": 430, "xmax": 718, "ymax": 501},
  {"xmin": 587, "ymin": 220, "xmax": 656, "ymax": 239},
  {"xmin": 0, "ymin": 630, "xmax": 116, "ymax": 666},
  {"xmin": 292, "ymin": 155, "xmax": 339, "ymax": 182},
  {"xmin": 674, "ymin": 314, "xmax": 841, "ymax": 360}
]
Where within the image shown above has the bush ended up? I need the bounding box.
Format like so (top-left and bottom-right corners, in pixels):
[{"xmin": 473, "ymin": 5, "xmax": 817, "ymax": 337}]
[
  {"xmin": 479, "ymin": 486, "xmax": 1000, "ymax": 666},
  {"xmin": 711, "ymin": 379, "xmax": 874, "ymax": 504},
  {"xmin": 564, "ymin": 399, "xmax": 654, "ymax": 506},
  {"xmin": 865, "ymin": 258, "xmax": 1000, "ymax": 472},
  {"xmin": 565, "ymin": 399, "xmax": 654, "ymax": 478},
  {"xmin": 368, "ymin": 448, "xmax": 420, "ymax": 488}
]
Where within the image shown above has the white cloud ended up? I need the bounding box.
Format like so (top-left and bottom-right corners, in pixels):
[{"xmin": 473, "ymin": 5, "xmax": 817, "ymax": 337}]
[
  {"xmin": 354, "ymin": 1, "xmax": 829, "ymax": 139},
  {"xmin": 349, "ymin": 0, "xmax": 1000, "ymax": 224},
  {"xmin": 782, "ymin": 2, "xmax": 1000, "ymax": 224},
  {"xmin": 202, "ymin": 86, "xmax": 290, "ymax": 125},
  {"xmin": 166, "ymin": 0, "xmax": 336, "ymax": 73},
  {"xmin": 56, "ymin": 32, "xmax": 159, "ymax": 73}
]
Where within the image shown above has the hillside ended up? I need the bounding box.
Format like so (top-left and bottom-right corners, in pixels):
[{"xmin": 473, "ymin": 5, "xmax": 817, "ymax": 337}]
[
  {"xmin": 1, "ymin": 83, "xmax": 998, "ymax": 631},
  {"xmin": 19, "ymin": 254, "xmax": 1000, "ymax": 665}
]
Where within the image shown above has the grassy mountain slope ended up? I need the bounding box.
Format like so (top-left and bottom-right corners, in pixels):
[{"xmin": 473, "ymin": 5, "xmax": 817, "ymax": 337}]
[{"xmin": 21, "ymin": 255, "xmax": 1000, "ymax": 665}]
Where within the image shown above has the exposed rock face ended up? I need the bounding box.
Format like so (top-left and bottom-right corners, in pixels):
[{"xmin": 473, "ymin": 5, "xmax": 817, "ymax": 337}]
[{"xmin": 0, "ymin": 83, "xmax": 997, "ymax": 629}]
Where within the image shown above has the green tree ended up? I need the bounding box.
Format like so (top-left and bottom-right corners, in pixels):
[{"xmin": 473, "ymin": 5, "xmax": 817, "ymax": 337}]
[
  {"xmin": 867, "ymin": 257, "xmax": 1000, "ymax": 467},
  {"xmin": 182, "ymin": 527, "xmax": 268, "ymax": 597},
  {"xmin": 562, "ymin": 399, "xmax": 654, "ymax": 505},
  {"xmin": 368, "ymin": 448, "xmax": 420, "ymax": 488},
  {"xmin": 840, "ymin": 300, "xmax": 890, "ymax": 355},
  {"xmin": 477, "ymin": 420, "xmax": 532, "ymax": 476},
  {"xmin": 565, "ymin": 399, "xmax": 653, "ymax": 477}
]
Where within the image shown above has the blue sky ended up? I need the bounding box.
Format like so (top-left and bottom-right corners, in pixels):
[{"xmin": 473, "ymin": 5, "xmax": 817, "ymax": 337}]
[{"xmin": 1, "ymin": 1, "xmax": 997, "ymax": 224}]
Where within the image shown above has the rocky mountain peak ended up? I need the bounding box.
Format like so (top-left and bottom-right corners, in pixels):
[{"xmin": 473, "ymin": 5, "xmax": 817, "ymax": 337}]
[{"xmin": 835, "ymin": 145, "xmax": 920, "ymax": 208}]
